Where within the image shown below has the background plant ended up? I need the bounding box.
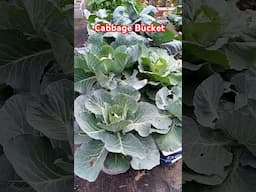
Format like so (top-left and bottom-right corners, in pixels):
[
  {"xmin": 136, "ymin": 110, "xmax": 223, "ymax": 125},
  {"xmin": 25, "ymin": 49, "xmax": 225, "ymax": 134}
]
[
  {"xmin": 84, "ymin": 4, "xmax": 182, "ymax": 52},
  {"xmin": 183, "ymin": 0, "xmax": 256, "ymax": 191},
  {"xmin": 85, "ymin": 0, "xmax": 146, "ymax": 15},
  {"xmin": 0, "ymin": 0, "xmax": 73, "ymax": 191}
]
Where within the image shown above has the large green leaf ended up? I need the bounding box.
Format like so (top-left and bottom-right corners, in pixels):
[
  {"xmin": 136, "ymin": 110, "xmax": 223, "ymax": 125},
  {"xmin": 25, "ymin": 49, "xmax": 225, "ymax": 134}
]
[
  {"xmin": 188, "ymin": 150, "xmax": 256, "ymax": 192},
  {"xmin": 111, "ymin": 86, "xmax": 141, "ymax": 101},
  {"xmin": 183, "ymin": 116, "xmax": 233, "ymax": 177},
  {"xmin": 74, "ymin": 95, "xmax": 89, "ymax": 117},
  {"xmin": 46, "ymin": 31, "xmax": 73, "ymax": 73},
  {"xmin": 74, "ymin": 121, "xmax": 91, "ymax": 145},
  {"xmin": 4, "ymin": 135, "xmax": 73, "ymax": 192},
  {"xmin": 75, "ymin": 112, "xmax": 106, "ymax": 140},
  {"xmin": 183, "ymin": 168, "xmax": 229, "ymax": 186},
  {"xmin": 225, "ymin": 42, "xmax": 256, "ymax": 70},
  {"xmin": 154, "ymin": 123, "xmax": 182, "ymax": 152},
  {"xmin": 155, "ymin": 87, "xmax": 171, "ymax": 110},
  {"xmin": 231, "ymin": 70, "xmax": 256, "ymax": 102},
  {"xmin": 0, "ymin": 95, "xmax": 36, "ymax": 145},
  {"xmin": 74, "ymin": 68, "xmax": 97, "ymax": 94},
  {"xmin": 0, "ymin": 2, "xmax": 34, "ymax": 34},
  {"xmin": 120, "ymin": 70, "xmax": 147, "ymax": 90},
  {"xmin": 125, "ymin": 102, "xmax": 172, "ymax": 137},
  {"xmin": 194, "ymin": 74, "xmax": 225, "ymax": 128},
  {"xmin": 183, "ymin": 43, "xmax": 228, "ymax": 67},
  {"xmin": 0, "ymin": 30, "xmax": 53, "ymax": 93},
  {"xmin": 112, "ymin": 93, "xmax": 138, "ymax": 114},
  {"xmin": 22, "ymin": 0, "xmax": 73, "ymax": 41},
  {"xmin": 0, "ymin": 154, "xmax": 36, "ymax": 192},
  {"xmin": 0, "ymin": 154, "xmax": 15, "ymax": 181},
  {"xmin": 83, "ymin": 89, "xmax": 112, "ymax": 115},
  {"xmin": 75, "ymin": 139, "xmax": 108, "ymax": 182},
  {"xmin": 98, "ymin": 120, "xmax": 131, "ymax": 133},
  {"xmin": 151, "ymin": 27, "xmax": 175, "ymax": 44},
  {"xmin": 130, "ymin": 135, "xmax": 160, "ymax": 170},
  {"xmin": 26, "ymin": 80, "xmax": 73, "ymax": 141},
  {"xmin": 101, "ymin": 132, "xmax": 146, "ymax": 159},
  {"xmin": 156, "ymin": 86, "xmax": 182, "ymax": 120},
  {"xmin": 203, "ymin": 166, "xmax": 256, "ymax": 192},
  {"xmin": 216, "ymin": 112, "xmax": 256, "ymax": 156}
]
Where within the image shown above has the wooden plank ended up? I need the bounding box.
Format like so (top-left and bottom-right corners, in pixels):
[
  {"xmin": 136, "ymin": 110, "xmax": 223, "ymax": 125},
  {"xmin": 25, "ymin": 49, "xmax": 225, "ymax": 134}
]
[
  {"xmin": 75, "ymin": 19, "xmax": 87, "ymax": 47},
  {"xmin": 74, "ymin": 0, "xmax": 83, "ymax": 18}
]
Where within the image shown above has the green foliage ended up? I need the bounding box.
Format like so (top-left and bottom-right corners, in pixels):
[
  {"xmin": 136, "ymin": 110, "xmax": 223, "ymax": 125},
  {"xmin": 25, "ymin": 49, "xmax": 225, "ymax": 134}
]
[
  {"xmin": 183, "ymin": 0, "xmax": 256, "ymax": 191},
  {"xmin": 84, "ymin": 5, "xmax": 180, "ymax": 45},
  {"xmin": 0, "ymin": 0, "xmax": 73, "ymax": 191},
  {"xmin": 75, "ymin": 4, "xmax": 182, "ymax": 181},
  {"xmin": 86, "ymin": 0, "xmax": 145, "ymax": 13}
]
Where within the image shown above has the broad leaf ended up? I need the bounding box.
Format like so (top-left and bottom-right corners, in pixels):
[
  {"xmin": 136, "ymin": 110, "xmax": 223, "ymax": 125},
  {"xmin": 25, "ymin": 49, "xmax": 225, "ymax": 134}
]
[
  {"xmin": 46, "ymin": 31, "xmax": 73, "ymax": 73},
  {"xmin": 216, "ymin": 112, "xmax": 256, "ymax": 156},
  {"xmin": 125, "ymin": 102, "xmax": 172, "ymax": 137},
  {"xmin": 0, "ymin": 95, "xmax": 35, "ymax": 145},
  {"xmin": 183, "ymin": 116, "xmax": 233, "ymax": 176},
  {"xmin": 26, "ymin": 80, "xmax": 73, "ymax": 141},
  {"xmin": 75, "ymin": 112, "xmax": 106, "ymax": 140},
  {"xmin": 154, "ymin": 123, "xmax": 182, "ymax": 152},
  {"xmin": 101, "ymin": 132, "xmax": 146, "ymax": 159},
  {"xmin": 75, "ymin": 139, "xmax": 108, "ymax": 182},
  {"xmin": 225, "ymin": 42, "xmax": 256, "ymax": 70},
  {"xmin": 74, "ymin": 68, "xmax": 97, "ymax": 94},
  {"xmin": 130, "ymin": 135, "xmax": 160, "ymax": 170},
  {"xmin": 22, "ymin": 0, "xmax": 73, "ymax": 41},
  {"xmin": 194, "ymin": 74, "xmax": 225, "ymax": 128},
  {"xmin": 5, "ymin": 135, "xmax": 73, "ymax": 192},
  {"xmin": 120, "ymin": 70, "xmax": 148, "ymax": 90},
  {"xmin": 0, "ymin": 30, "xmax": 53, "ymax": 93}
]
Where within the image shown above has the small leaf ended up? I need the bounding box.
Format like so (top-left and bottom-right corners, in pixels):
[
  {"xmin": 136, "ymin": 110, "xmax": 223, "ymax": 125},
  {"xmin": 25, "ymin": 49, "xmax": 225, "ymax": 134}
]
[{"xmin": 103, "ymin": 153, "xmax": 130, "ymax": 174}]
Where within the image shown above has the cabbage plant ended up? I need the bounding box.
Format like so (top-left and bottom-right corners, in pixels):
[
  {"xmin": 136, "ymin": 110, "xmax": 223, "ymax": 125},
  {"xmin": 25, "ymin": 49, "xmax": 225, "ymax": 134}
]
[
  {"xmin": 75, "ymin": 3, "xmax": 182, "ymax": 182},
  {"xmin": 74, "ymin": 31, "xmax": 182, "ymax": 181},
  {"xmin": 75, "ymin": 86, "xmax": 173, "ymax": 181}
]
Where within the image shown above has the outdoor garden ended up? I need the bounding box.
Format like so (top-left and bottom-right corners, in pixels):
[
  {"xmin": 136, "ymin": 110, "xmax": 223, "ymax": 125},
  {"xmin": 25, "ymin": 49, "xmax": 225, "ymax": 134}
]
[{"xmin": 74, "ymin": 0, "xmax": 182, "ymax": 191}]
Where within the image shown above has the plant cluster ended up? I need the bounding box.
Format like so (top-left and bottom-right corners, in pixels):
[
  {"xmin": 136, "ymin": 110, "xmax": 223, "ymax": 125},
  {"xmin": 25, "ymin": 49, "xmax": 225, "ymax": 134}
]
[
  {"xmin": 0, "ymin": 0, "xmax": 73, "ymax": 191},
  {"xmin": 84, "ymin": 3, "xmax": 182, "ymax": 44},
  {"xmin": 85, "ymin": 0, "xmax": 145, "ymax": 15},
  {"xmin": 75, "ymin": 4, "xmax": 182, "ymax": 182},
  {"xmin": 183, "ymin": 0, "xmax": 256, "ymax": 191}
]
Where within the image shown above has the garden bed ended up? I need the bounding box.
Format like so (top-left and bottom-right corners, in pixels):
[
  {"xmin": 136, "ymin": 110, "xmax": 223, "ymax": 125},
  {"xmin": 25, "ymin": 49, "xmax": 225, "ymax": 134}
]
[
  {"xmin": 75, "ymin": 0, "xmax": 182, "ymax": 192},
  {"xmin": 74, "ymin": 16, "xmax": 182, "ymax": 192}
]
